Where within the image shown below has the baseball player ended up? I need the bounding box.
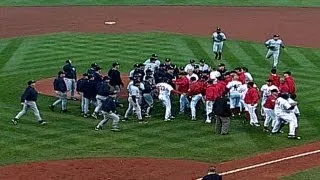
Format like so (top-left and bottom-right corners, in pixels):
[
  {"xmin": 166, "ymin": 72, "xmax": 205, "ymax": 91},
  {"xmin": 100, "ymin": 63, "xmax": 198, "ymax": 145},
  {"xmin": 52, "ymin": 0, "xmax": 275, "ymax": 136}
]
[
  {"xmin": 260, "ymin": 79, "xmax": 279, "ymax": 116},
  {"xmin": 269, "ymin": 68, "xmax": 281, "ymax": 87},
  {"xmin": 235, "ymin": 67, "xmax": 246, "ymax": 84},
  {"xmin": 283, "ymin": 71, "xmax": 296, "ymax": 96},
  {"xmin": 49, "ymin": 71, "xmax": 68, "ymax": 113},
  {"xmin": 63, "ymin": 59, "xmax": 77, "ymax": 100},
  {"xmin": 188, "ymin": 77, "xmax": 204, "ymax": 120},
  {"xmin": 199, "ymin": 59, "xmax": 211, "ymax": 72},
  {"xmin": 129, "ymin": 64, "xmax": 139, "ymax": 80},
  {"xmin": 76, "ymin": 73, "xmax": 88, "ymax": 115},
  {"xmin": 141, "ymin": 76, "xmax": 154, "ymax": 118},
  {"xmin": 156, "ymin": 79, "xmax": 178, "ymax": 121},
  {"xmin": 12, "ymin": 80, "xmax": 47, "ymax": 125},
  {"xmin": 186, "ymin": 69, "xmax": 199, "ymax": 82},
  {"xmin": 92, "ymin": 76, "xmax": 111, "ymax": 119},
  {"xmin": 265, "ymin": 34, "xmax": 285, "ymax": 68},
  {"xmin": 87, "ymin": 63, "xmax": 98, "ymax": 75},
  {"xmin": 226, "ymin": 73, "xmax": 242, "ymax": 116},
  {"xmin": 212, "ymin": 27, "xmax": 227, "ymax": 60},
  {"xmin": 82, "ymin": 75, "xmax": 97, "ymax": 117},
  {"xmin": 184, "ymin": 59, "xmax": 196, "ymax": 72},
  {"xmin": 144, "ymin": 57, "xmax": 159, "ymax": 72},
  {"xmin": 108, "ymin": 62, "xmax": 124, "ymax": 97},
  {"xmin": 244, "ymin": 82, "xmax": 260, "ymax": 126},
  {"xmin": 242, "ymin": 67, "xmax": 253, "ymax": 82},
  {"xmin": 263, "ymin": 89, "xmax": 279, "ymax": 131},
  {"xmin": 144, "ymin": 53, "xmax": 161, "ymax": 67},
  {"xmin": 272, "ymin": 93, "xmax": 300, "ymax": 139},
  {"xmin": 173, "ymin": 72, "xmax": 190, "ymax": 114},
  {"xmin": 124, "ymin": 80, "xmax": 145, "ymax": 123},
  {"xmin": 95, "ymin": 91, "xmax": 121, "ymax": 132},
  {"xmin": 205, "ymin": 80, "xmax": 219, "ymax": 123}
]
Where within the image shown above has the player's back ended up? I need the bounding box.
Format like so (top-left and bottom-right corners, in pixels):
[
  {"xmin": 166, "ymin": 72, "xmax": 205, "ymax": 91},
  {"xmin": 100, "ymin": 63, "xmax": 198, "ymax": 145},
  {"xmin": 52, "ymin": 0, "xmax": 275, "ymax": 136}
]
[{"xmin": 156, "ymin": 82, "xmax": 173, "ymax": 96}]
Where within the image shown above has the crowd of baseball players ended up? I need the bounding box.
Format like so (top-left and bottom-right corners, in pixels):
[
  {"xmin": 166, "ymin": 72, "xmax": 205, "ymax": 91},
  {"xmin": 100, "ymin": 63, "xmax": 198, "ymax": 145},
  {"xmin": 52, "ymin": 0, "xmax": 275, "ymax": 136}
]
[{"xmin": 12, "ymin": 28, "xmax": 300, "ymax": 139}]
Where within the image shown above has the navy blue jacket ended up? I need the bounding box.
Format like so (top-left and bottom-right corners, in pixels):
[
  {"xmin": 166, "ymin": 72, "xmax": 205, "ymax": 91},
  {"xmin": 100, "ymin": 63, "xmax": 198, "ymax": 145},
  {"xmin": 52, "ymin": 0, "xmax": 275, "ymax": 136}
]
[
  {"xmin": 101, "ymin": 97, "xmax": 117, "ymax": 113},
  {"xmin": 87, "ymin": 68, "xmax": 95, "ymax": 76},
  {"xmin": 96, "ymin": 82, "xmax": 110, "ymax": 97},
  {"xmin": 108, "ymin": 69, "xmax": 124, "ymax": 86},
  {"xmin": 154, "ymin": 69, "xmax": 167, "ymax": 84},
  {"xmin": 202, "ymin": 173, "xmax": 222, "ymax": 180},
  {"xmin": 53, "ymin": 77, "xmax": 67, "ymax": 93},
  {"xmin": 20, "ymin": 86, "xmax": 38, "ymax": 102},
  {"xmin": 82, "ymin": 79, "xmax": 97, "ymax": 99},
  {"xmin": 213, "ymin": 96, "xmax": 232, "ymax": 117},
  {"xmin": 63, "ymin": 63, "xmax": 77, "ymax": 79},
  {"xmin": 93, "ymin": 72, "xmax": 103, "ymax": 83},
  {"xmin": 76, "ymin": 78, "xmax": 88, "ymax": 93}
]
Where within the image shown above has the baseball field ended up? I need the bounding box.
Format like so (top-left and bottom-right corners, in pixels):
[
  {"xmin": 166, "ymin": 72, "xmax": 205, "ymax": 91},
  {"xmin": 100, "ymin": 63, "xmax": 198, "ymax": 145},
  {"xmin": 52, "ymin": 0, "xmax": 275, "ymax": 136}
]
[{"xmin": 0, "ymin": 1, "xmax": 319, "ymax": 180}]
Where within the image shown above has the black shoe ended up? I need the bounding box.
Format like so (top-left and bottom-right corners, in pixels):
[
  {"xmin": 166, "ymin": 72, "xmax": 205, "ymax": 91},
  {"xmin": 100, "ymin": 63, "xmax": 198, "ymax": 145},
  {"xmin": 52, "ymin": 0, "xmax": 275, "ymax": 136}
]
[
  {"xmin": 39, "ymin": 120, "xmax": 47, "ymax": 125},
  {"xmin": 49, "ymin": 105, "xmax": 54, "ymax": 112},
  {"xmin": 11, "ymin": 118, "xmax": 18, "ymax": 125}
]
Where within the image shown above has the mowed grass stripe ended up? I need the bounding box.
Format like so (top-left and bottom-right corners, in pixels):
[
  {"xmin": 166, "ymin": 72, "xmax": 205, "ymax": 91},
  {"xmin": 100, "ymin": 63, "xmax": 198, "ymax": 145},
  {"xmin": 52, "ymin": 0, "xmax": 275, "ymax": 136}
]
[
  {"xmin": 0, "ymin": 38, "xmax": 23, "ymax": 70},
  {"xmin": 237, "ymin": 41, "xmax": 267, "ymax": 68},
  {"xmin": 183, "ymin": 36, "xmax": 211, "ymax": 61},
  {"xmin": 297, "ymin": 48, "xmax": 320, "ymax": 68},
  {"xmin": 223, "ymin": 43, "xmax": 242, "ymax": 67},
  {"xmin": 280, "ymin": 49, "xmax": 302, "ymax": 67}
]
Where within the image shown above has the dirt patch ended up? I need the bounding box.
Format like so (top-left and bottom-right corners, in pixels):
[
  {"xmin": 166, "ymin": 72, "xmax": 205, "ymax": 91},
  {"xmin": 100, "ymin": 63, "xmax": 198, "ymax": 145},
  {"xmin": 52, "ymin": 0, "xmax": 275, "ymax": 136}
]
[
  {"xmin": 0, "ymin": 142, "xmax": 319, "ymax": 180},
  {"xmin": 36, "ymin": 74, "xmax": 130, "ymax": 99},
  {"xmin": 0, "ymin": 7, "xmax": 320, "ymax": 48}
]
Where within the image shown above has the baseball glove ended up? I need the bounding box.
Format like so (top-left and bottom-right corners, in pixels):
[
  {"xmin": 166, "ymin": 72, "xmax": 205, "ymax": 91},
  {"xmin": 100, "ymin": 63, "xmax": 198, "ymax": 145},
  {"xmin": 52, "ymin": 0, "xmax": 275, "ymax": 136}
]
[
  {"xmin": 268, "ymin": 46, "xmax": 276, "ymax": 51},
  {"xmin": 217, "ymin": 34, "xmax": 224, "ymax": 41}
]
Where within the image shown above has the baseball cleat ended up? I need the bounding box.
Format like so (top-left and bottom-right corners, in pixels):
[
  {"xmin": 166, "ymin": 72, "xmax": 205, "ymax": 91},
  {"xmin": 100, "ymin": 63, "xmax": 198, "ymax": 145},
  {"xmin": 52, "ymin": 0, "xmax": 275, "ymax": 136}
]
[
  {"xmin": 11, "ymin": 118, "xmax": 18, "ymax": 125},
  {"xmin": 39, "ymin": 120, "xmax": 47, "ymax": 125},
  {"xmin": 205, "ymin": 119, "xmax": 211, "ymax": 123},
  {"xmin": 164, "ymin": 119, "xmax": 171, "ymax": 122},
  {"xmin": 121, "ymin": 117, "xmax": 129, "ymax": 122},
  {"xmin": 169, "ymin": 116, "xmax": 175, "ymax": 119},
  {"xmin": 91, "ymin": 113, "xmax": 98, "ymax": 119},
  {"xmin": 95, "ymin": 126, "xmax": 102, "ymax": 131},
  {"xmin": 145, "ymin": 114, "xmax": 151, "ymax": 118},
  {"xmin": 254, "ymin": 123, "xmax": 261, "ymax": 127},
  {"xmin": 111, "ymin": 128, "xmax": 120, "ymax": 132}
]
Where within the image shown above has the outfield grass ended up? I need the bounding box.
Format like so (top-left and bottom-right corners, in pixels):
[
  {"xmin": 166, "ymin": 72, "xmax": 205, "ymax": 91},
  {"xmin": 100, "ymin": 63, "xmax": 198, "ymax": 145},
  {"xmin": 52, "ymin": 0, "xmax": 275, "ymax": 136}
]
[
  {"xmin": 0, "ymin": 32, "xmax": 319, "ymax": 166},
  {"xmin": 281, "ymin": 167, "xmax": 320, "ymax": 180},
  {"xmin": 0, "ymin": 0, "xmax": 320, "ymax": 7}
]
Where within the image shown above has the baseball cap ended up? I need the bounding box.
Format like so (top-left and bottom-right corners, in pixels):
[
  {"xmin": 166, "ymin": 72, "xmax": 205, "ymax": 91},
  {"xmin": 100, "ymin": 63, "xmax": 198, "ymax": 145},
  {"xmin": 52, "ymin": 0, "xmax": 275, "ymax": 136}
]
[
  {"xmin": 109, "ymin": 91, "xmax": 117, "ymax": 95},
  {"xmin": 134, "ymin": 63, "xmax": 139, "ymax": 68},
  {"xmin": 95, "ymin": 66, "xmax": 102, "ymax": 71},
  {"xmin": 82, "ymin": 73, "xmax": 88, "ymax": 76},
  {"xmin": 283, "ymin": 71, "xmax": 291, "ymax": 75},
  {"xmin": 194, "ymin": 65, "xmax": 200, "ymax": 69},
  {"xmin": 200, "ymin": 59, "xmax": 205, "ymax": 63},
  {"xmin": 27, "ymin": 80, "xmax": 36, "ymax": 85},
  {"xmin": 165, "ymin": 58, "xmax": 171, "ymax": 62},
  {"xmin": 151, "ymin": 53, "xmax": 158, "ymax": 57},
  {"xmin": 138, "ymin": 63, "xmax": 145, "ymax": 67},
  {"xmin": 218, "ymin": 63, "xmax": 225, "ymax": 67},
  {"xmin": 273, "ymin": 34, "xmax": 280, "ymax": 37},
  {"xmin": 202, "ymin": 70, "xmax": 209, "ymax": 74},
  {"xmin": 190, "ymin": 59, "xmax": 196, "ymax": 63},
  {"xmin": 66, "ymin": 59, "xmax": 72, "ymax": 64},
  {"xmin": 179, "ymin": 71, "xmax": 188, "ymax": 76},
  {"xmin": 271, "ymin": 89, "xmax": 278, "ymax": 93},
  {"xmin": 266, "ymin": 79, "xmax": 273, "ymax": 82},
  {"xmin": 160, "ymin": 63, "xmax": 165, "ymax": 67},
  {"xmin": 167, "ymin": 66, "xmax": 174, "ymax": 70},
  {"xmin": 103, "ymin": 76, "xmax": 110, "ymax": 81},
  {"xmin": 58, "ymin": 71, "xmax": 65, "ymax": 75},
  {"xmin": 179, "ymin": 66, "xmax": 185, "ymax": 71},
  {"xmin": 217, "ymin": 27, "xmax": 221, "ymax": 31},
  {"xmin": 91, "ymin": 63, "xmax": 98, "ymax": 68},
  {"xmin": 112, "ymin": 62, "xmax": 120, "ymax": 67}
]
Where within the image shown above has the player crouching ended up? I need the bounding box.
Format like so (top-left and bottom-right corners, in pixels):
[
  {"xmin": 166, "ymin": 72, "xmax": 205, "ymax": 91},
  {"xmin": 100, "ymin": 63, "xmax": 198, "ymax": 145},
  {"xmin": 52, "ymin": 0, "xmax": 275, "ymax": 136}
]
[{"xmin": 95, "ymin": 91, "xmax": 121, "ymax": 132}]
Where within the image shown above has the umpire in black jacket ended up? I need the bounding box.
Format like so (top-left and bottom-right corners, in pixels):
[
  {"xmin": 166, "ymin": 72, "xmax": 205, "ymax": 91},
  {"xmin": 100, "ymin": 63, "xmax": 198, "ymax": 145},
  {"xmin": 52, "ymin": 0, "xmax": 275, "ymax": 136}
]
[
  {"xmin": 213, "ymin": 95, "xmax": 232, "ymax": 135},
  {"xmin": 108, "ymin": 62, "xmax": 124, "ymax": 97}
]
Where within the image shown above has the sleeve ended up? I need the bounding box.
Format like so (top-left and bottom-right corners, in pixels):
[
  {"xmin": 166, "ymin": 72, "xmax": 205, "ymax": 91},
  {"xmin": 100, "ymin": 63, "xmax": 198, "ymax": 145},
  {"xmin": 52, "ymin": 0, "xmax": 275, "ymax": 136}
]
[
  {"xmin": 281, "ymin": 40, "xmax": 285, "ymax": 48},
  {"xmin": 265, "ymin": 39, "xmax": 270, "ymax": 46},
  {"xmin": 107, "ymin": 69, "xmax": 112, "ymax": 77},
  {"xmin": 222, "ymin": 33, "xmax": 226, "ymax": 40},
  {"xmin": 226, "ymin": 82, "xmax": 232, "ymax": 89},
  {"xmin": 20, "ymin": 88, "xmax": 28, "ymax": 102}
]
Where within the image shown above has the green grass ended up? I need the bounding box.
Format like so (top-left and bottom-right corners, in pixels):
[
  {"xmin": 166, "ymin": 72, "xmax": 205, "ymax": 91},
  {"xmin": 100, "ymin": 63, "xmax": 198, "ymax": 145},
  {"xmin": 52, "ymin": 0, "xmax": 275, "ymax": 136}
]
[
  {"xmin": 281, "ymin": 167, "xmax": 320, "ymax": 180},
  {"xmin": 0, "ymin": 32, "xmax": 320, "ymax": 166},
  {"xmin": 0, "ymin": 0, "xmax": 320, "ymax": 7}
]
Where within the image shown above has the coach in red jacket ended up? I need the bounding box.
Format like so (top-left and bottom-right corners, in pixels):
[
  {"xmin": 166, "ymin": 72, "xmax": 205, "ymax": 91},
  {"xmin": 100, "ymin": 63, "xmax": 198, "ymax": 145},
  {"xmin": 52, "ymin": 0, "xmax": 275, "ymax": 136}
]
[
  {"xmin": 174, "ymin": 72, "xmax": 190, "ymax": 114},
  {"xmin": 245, "ymin": 82, "xmax": 260, "ymax": 127},
  {"xmin": 263, "ymin": 89, "xmax": 279, "ymax": 131}
]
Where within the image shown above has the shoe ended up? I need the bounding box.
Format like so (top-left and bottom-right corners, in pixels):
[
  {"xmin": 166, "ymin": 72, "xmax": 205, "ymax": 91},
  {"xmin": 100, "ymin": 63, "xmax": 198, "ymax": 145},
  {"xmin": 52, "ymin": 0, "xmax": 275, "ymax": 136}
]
[
  {"xmin": 279, "ymin": 130, "xmax": 284, "ymax": 134},
  {"xmin": 39, "ymin": 120, "xmax": 47, "ymax": 125},
  {"xmin": 49, "ymin": 105, "xmax": 54, "ymax": 112},
  {"xmin": 71, "ymin": 97, "xmax": 77, "ymax": 101},
  {"xmin": 83, "ymin": 114, "xmax": 89, "ymax": 118},
  {"xmin": 170, "ymin": 116, "xmax": 175, "ymax": 119},
  {"xmin": 263, "ymin": 126, "xmax": 270, "ymax": 132},
  {"xmin": 11, "ymin": 118, "xmax": 18, "ymax": 125},
  {"xmin": 205, "ymin": 119, "xmax": 211, "ymax": 123},
  {"xmin": 122, "ymin": 117, "xmax": 129, "ymax": 122},
  {"xmin": 62, "ymin": 109, "xmax": 68, "ymax": 113},
  {"xmin": 178, "ymin": 111, "xmax": 184, "ymax": 115},
  {"xmin": 288, "ymin": 135, "xmax": 301, "ymax": 140},
  {"xmin": 164, "ymin": 119, "xmax": 171, "ymax": 122},
  {"xmin": 111, "ymin": 128, "xmax": 120, "ymax": 132},
  {"xmin": 95, "ymin": 126, "xmax": 102, "ymax": 131},
  {"xmin": 221, "ymin": 132, "xmax": 229, "ymax": 135},
  {"xmin": 191, "ymin": 117, "xmax": 197, "ymax": 121},
  {"xmin": 91, "ymin": 113, "xmax": 98, "ymax": 119},
  {"xmin": 138, "ymin": 120, "xmax": 149, "ymax": 124},
  {"xmin": 254, "ymin": 123, "xmax": 261, "ymax": 127},
  {"xmin": 145, "ymin": 114, "xmax": 151, "ymax": 118}
]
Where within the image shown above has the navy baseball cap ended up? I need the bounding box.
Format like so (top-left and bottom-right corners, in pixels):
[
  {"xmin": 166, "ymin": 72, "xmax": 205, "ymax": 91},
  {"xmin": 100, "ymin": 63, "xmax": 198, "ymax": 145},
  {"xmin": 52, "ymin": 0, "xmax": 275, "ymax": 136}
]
[
  {"xmin": 200, "ymin": 59, "xmax": 205, "ymax": 63},
  {"xmin": 27, "ymin": 80, "xmax": 36, "ymax": 85},
  {"xmin": 218, "ymin": 63, "xmax": 225, "ymax": 67},
  {"xmin": 165, "ymin": 58, "xmax": 171, "ymax": 62},
  {"xmin": 58, "ymin": 71, "xmax": 64, "ymax": 75},
  {"xmin": 151, "ymin": 53, "xmax": 158, "ymax": 57},
  {"xmin": 112, "ymin": 62, "xmax": 120, "ymax": 67},
  {"xmin": 190, "ymin": 59, "xmax": 195, "ymax": 63}
]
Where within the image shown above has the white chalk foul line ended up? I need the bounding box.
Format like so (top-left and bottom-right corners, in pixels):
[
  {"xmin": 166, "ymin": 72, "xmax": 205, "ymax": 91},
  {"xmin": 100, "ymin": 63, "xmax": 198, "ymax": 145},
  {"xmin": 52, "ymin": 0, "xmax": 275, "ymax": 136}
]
[{"xmin": 220, "ymin": 149, "xmax": 320, "ymax": 176}]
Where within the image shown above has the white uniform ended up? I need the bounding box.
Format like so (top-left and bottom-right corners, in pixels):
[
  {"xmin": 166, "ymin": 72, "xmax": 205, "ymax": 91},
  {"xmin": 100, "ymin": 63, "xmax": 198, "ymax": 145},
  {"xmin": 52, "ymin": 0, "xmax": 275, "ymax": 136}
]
[
  {"xmin": 212, "ymin": 32, "xmax": 226, "ymax": 53},
  {"xmin": 156, "ymin": 82, "xmax": 174, "ymax": 120},
  {"xmin": 272, "ymin": 97, "xmax": 297, "ymax": 136},
  {"xmin": 144, "ymin": 58, "xmax": 161, "ymax": 67},
  {"xmin": 124, "ymin": 84, "xmax": 142, "ymax": 120},
  {"xmin": 226, "ymin": 80, "xmax": 242, "ymax": 109},
  {"xmin": 186, "ymin": 73, "xmax": 199, "ymax": 81},
  {"xmin": 244, "ymin": 72, "xmax": 253, "ymax": 82},
  {"xmin": 239, "ymin": 84, "xmax": 248, "ymax": 112},
  {"xmin": 144, "ymin": 62, "xmax": 158, "ymax": 72},
  {"xmin": 265, "ymin": 38, "xmax": 285, "ymax": 68},
  {"xmin": 210, "ymin": 70, "xmax": 221, "ymax": 79},
  {"xmin": 260, "ymin": 85, "xmax": 279, "ymax": 104},
  {"xmin": 199, "ymin": 63, "xmax": 210, "ymax": 72},
  {"xmin": 184, "ymin": 64, "xmax": 194, "ymax": 72}
]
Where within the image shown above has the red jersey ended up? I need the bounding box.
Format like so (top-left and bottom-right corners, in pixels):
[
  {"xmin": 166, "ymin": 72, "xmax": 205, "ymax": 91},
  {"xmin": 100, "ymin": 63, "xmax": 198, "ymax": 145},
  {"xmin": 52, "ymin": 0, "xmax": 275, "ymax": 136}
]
[
  {"xmin": 174, "ymin": 77, "xmax": 189, "ymax": 93},
  {"xmin": 284, "ymin": 76, "xmax": 296, "ymax": 94},
  {"xmin": 269, "ymin": 74, "xmax": 281, "ymax": 87},
  {"xmin": 198, "ymin": 80, "xmax": 208, "ymax": 95},
  {"xmin": 238, "ymin": 72, "xmax": 246, "ymax": 84},
  {"xmin": 264, "ymin": 94, "xmax": 278, "ymax": 109},
  {"xmin": 188, "ymin": 82, "xmax": 203, "ymax": 96},
  {"xmin": 279, "ymin": 82, "xmax": 289, "ymax": 94},
  {"xmin": 244, "ymin": 87, "xmax": 260, "ymax": 104},
  {"xmin": 206, "ymin": 84, "xmax": 219, "ymax": 101},
  {"xmin": 216, "ymin": 80, "xmax": 227, "ymax": 97}
]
